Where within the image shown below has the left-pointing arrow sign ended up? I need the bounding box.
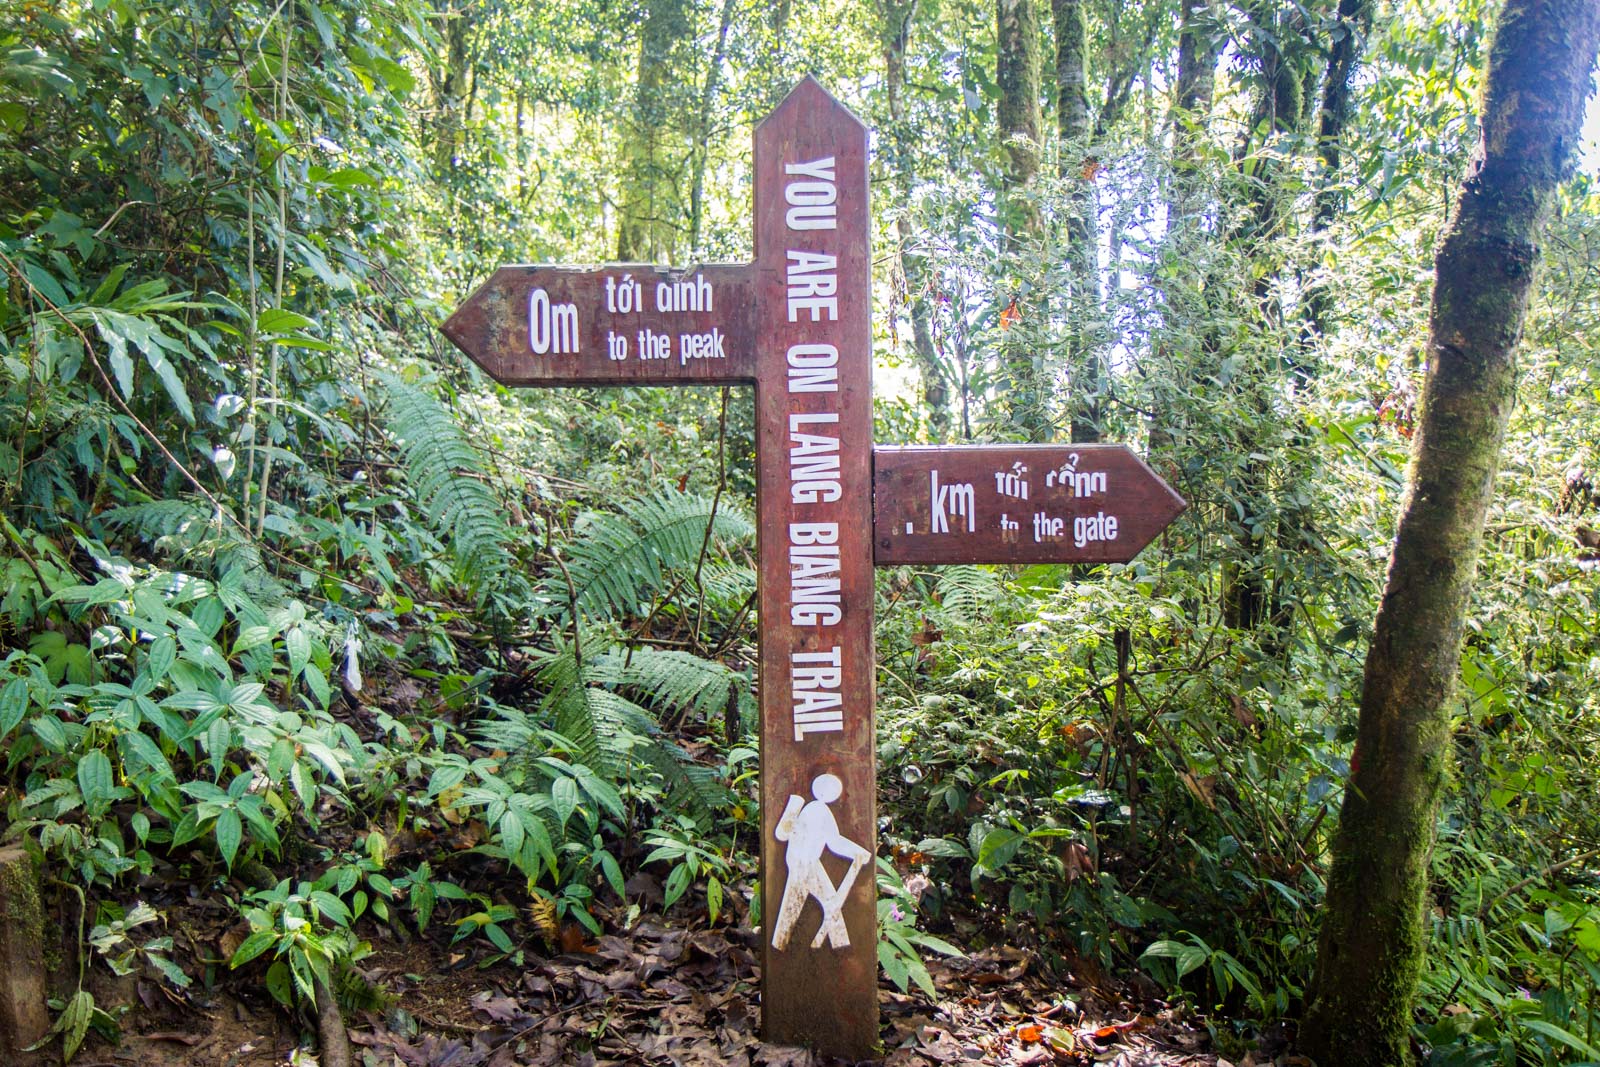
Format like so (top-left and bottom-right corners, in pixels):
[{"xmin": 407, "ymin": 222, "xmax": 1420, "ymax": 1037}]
[{"xmin": 440, "ymin": 263, "xmax": 758, "ymax": 386}]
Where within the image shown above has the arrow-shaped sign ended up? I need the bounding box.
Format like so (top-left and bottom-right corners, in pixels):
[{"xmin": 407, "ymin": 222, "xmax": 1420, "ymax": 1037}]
[
  {"xmin": 439, "ymin": 78, "xmax": 1190, "ymax": 1061},
  {"xmin": 873, "ymin": 444, "xmax": 1185, "ymax": 565},
  {"xmin": 441, "ymin": 264, "xmax": 757, "ymax": 386}
]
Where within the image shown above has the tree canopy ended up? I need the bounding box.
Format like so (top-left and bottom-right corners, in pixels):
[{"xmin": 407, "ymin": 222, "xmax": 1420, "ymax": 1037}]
[{"xmin": 3, "ymin": 0, "xmax": 1600, "ymax": 1063}]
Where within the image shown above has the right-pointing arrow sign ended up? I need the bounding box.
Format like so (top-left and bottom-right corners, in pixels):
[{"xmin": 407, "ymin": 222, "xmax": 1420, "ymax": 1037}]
[{"xmin": 873, "ymin": 444, "xmax": 1186, "ymax": 565}]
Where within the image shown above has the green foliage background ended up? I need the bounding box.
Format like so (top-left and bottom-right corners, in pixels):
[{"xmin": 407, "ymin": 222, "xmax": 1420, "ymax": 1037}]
[{"xmin": 1, "ymin": 0, "xmax": 1599, "ymax": 1062}]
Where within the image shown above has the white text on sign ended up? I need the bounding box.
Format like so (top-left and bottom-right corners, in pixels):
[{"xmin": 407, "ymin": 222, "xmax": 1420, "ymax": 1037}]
[{"xmin": 782, "ymin": 155, "xmax": 846, "ymax": 744}]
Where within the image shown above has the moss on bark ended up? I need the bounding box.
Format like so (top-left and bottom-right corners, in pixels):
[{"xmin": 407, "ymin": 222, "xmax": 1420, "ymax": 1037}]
[
  {"xmin": 1301, "ymin": 3, "xmax": 1600, "ymax": 1064},
  {"xmin": 0, "ymin": 847, "xmax": 49, "ymax": 1057}
]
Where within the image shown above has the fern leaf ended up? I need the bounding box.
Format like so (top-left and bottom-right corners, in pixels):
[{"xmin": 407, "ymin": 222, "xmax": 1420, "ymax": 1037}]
[
  {"xmin": 933, "ymin": 565, "xmax": 1005, "ymax": 620},
  {"xmin": 378, "ymin": 373, "xmax": 514, "ymax": 593},
  {"xmin": 590, "ymin": 646, "xmax": 746, "ymax": 724},
  {"xmin": 546, "ymin": 489, "xmax": 753, "ymax": 619}
]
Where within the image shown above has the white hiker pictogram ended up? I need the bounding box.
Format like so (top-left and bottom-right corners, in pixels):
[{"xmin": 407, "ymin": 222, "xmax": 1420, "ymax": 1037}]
[{"xmin": 771, "ymin": 773, "xmax": 871, "ymax": 951}]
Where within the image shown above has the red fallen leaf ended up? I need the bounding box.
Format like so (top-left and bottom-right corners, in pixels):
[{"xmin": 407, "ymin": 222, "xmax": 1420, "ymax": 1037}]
[
  {"xmin": 558, "ymin": 923, "xmax": 597, "ymax": 954},
  {"xmin": 999, "ymin": 298, "xmax": 1022, "ymax": 331},
  {"xmin": 1017, "ymin": 1024, "xmax": 1043, "ymax": 1044}
]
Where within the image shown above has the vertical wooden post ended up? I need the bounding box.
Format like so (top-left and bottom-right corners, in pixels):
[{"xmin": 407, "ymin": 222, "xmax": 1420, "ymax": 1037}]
[{"xmin": 753, "ymin": 78, "xmax": 877, "ymax": 1058}]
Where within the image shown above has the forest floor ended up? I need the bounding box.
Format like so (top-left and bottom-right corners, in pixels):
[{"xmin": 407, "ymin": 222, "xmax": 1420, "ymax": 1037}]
[
  {"xmin": 49, "ymin": 660, "xmax": 1292, "ymax": 1067},
  {"xmin": 71, "ymin": 882, "xmax": 1285, "ymax": 1067}
]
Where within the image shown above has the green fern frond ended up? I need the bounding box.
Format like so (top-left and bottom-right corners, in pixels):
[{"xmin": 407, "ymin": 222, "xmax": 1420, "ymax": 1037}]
[
  {"xmin": 546, "ymin": 489, "xmax": 753, "ymax": 619},
  {"xmin": 494, "ymin": 639, "xmax": 729, "ymax": 817},
  {"xmin": 98, "ymin": 498, "xmax": 218, "ymax": 544},
  {"xmin": 632, "ymin": 741, "xmax": 727, "ymax": 818},
  {"xmin": 590, "ymin": 646, "xmax": 747, "ymax": 724},
  {"xmin": 378, "ymin": 373, "xmax": 514, "ymax": 592},
  {"xmin": 334, "ymin": 964, "xmax": 392, "ymax": 1014},
  {"xmin": 693, "ymin": 560, "xmax": 757, "ymax": 615},
  {"xmin": 98, "ymin": 497, "xmax": 286, "ymax": 603},
  {"xmin": 933, "ymin": 565, "xmax": 1005, "ymax": 620}
]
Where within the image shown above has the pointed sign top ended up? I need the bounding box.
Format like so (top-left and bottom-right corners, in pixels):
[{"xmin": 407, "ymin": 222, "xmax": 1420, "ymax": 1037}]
[{"xmin": 756, "ymin": 75, "xmax": 868, "ymax": 137}]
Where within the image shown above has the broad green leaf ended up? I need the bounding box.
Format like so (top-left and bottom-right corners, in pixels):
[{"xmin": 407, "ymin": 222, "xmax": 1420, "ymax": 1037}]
[
  {"xmin": 267, "ymin": 737, "xmax": 295, "ymax": 782},
  {"xmin": 551, "ymin": 776, "xmax": 578, "ymax": 827},
  {"xmin": 976, "ymin": 826, "xmax": 1024, "ymax": 871},
  {"xmin": 214, "ymin": 808, "xmax": 242, "ymax": 869},
  {"xmin": 264, "ymin": 961, "xmax": 292, "ymax": 1005},
  {"xmin": 0, "ymin": 676, "xmax": 29, "ymax": 740},
  {"xmin": 230, "ymin": 928, "xmax": 277, "ymax": 967},
  {"xmin": 77, "ymin": 749, "xmax": 113, "ymax": 809},
  {"xmin": 284, "ymin": 627, "xmax": 309, "ymax": 679},
  {"xmin": 484, "ymin": 922, "xmax": 514, "ymax": 953},
  {"xmin": 256, "ymin": 308, "xmax": 314, "ymax": 333},
  {"xmin": 663, "ymin": 863, "xmax": 691, "ymax": 909},
  {"xmin": 1519, "ymin": 1018, "xmax": 1600, "ymax": 1060},
  {"xmin": 411, "ymin": 881, "xmax": 436, "ymax": 931},
  {"xmin": 145, "ymin": 635, "xmax": 176, "ymax": 682},
  {"xmin": 309, "ymin": 890, "xmax": 352, "ymax": 927}
]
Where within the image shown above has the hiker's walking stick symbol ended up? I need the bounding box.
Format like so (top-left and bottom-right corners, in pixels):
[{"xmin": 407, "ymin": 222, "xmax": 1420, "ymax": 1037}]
[{"xmin": 771, "ymin": 774, "xmax": 871, "ymax": 951}]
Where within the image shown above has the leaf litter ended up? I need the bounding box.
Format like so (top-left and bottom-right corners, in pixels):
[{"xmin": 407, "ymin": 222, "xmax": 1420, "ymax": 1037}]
[{"xmin": 92, "ymin": 885, "xmax": 1239, "ymax": 1067}]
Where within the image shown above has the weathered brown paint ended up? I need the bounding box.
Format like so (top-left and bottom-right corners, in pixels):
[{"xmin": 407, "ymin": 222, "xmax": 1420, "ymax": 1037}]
[
  {"xmin": 874, "ymin": 444, "xmax": 1184, "ymax": 565},
  {"xmin": 440, "ymin": 79, "xmax": 1186, "ymax": 1061},
  {"xmin": 753, "ymin": 78, "xmax": 878, "ymax": 1058},
  {"xmin": 442, "ymin": 78, "xmax": 881, "ymax": 1058},
  {"xmin": 441, "ymin": 264, "xmax": 756, "ymax": 386}
]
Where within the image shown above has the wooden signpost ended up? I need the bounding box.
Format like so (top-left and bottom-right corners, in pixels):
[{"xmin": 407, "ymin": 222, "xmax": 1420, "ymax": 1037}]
[{"xmin": 441, "ymin": 77, "xmax": 1185, "ymax": 1059}]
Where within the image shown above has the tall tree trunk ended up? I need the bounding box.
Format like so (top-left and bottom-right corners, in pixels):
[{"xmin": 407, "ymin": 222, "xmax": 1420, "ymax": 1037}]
[
  {"xmin": 996, "ymin": 0, "xmax": 1047, "ymax": 438},
  {"xmin": 1302, "ymin": 4, "xmax": 1600, "ymax": 1063},
  {"xmin": 880, "ymin": 0, "xmax": 952, "ymax": 440},
  {"xmin": 1220, "ymin": 0, "xmax": 1310, "ymax": 633},
  {"xmin": 1304, "ymin": 0, "xmax": 1371, "ymax": 337},
  {"xmin": 1266, "ymin": 0, "xmax": 1374, "ymax": 646},
  {"xmin": 428, "ymin": 1, "xmax": 473, "ymax": 178},
  {"xmin": 617, "ymin": 0, "xmax": 690, "ymax": 262},
  {"xmin": 1170, "ymin": 0, "xmax": 1217, "ymax": 221},
  {"xmin": 688, "ymin": 0, "xmax": 735, "ymax": 256},
  {"xmin": 1148, "ymin": 0, "xmax": 1219, "ymax": 460},
  {"xmin": 996, "ymin": 0, "xmax": 1042, "ymax": 240},
  {"xmin": 1053, "ymin": 0, "xmax": 1101, "ymax": 444}
]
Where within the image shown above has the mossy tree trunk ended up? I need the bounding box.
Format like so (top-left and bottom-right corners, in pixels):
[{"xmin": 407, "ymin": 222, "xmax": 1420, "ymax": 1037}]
[
  {"xmin": 617, "ymin": 0, "xmax": 691, "ymax": 263},
  {"xmin": 1302, "ymin": 4, "xmax": 1600, "ymax": 1063},
  {"xmin": 0, "ymin": 848, "xmax": 48, "ymax": 1059},
  {"xmin": 996, "ymin": 0, "xmax": 1048, "ymax": 440},
  {"xmin": 1303, "ymin": 0, "xmax": 1371, "ymax": 338},
  {"xmin": 1148, "ymin": 0, "xmax": 1218, "ymax": 460},
  {"xmin": 1053, "ymin": 0, "xmax": 1100, "ymax": 444},
  {"xmin": 1219, "ymin": 0, "xmax": 1312, "ymax": 634},
  {"xmin": 880, "ymin": 0, "xmax": 953, "ymax": 440}
]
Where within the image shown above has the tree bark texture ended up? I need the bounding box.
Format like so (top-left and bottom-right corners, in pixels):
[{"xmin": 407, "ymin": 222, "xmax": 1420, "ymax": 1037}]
[
  {"xmin": 617, "ymin": 0, "xmax": 691, "ymax": 262},
  {"xmin": 880, "ymin": 0, "xmax": 952, "ymax": 440},
  {"xmin": 1304, "ymin": 0, "xmax": 1372, "ymax": 337},
  {"xmin": 1148, "ymin": 0, "xmax": 1219, "ymax": 460},
  {"xmin": 996, "ymin": 0, "xmax": 1047, "ymax": 439},
  {"xmin": 1220, "ymin": 1, "xmax": 1314, "ymax": 633},
  {"xmin": 687, "ymin": 0, "xmax": 735, "ymax": 257},
  {"xmin": 1053, "ymin": 0, "xmax": 1101, "ymax": 443},
  {"xmin": 428, "ymin": 0, "xmax": 474, "ymax": 177},
  {"xmin": 996, "ymin": 0, "xmax": 1042, "ymax": 241},
  {"xmin": 1302, "ymin": 4, "xmax": 1600, "ymax": 1063}
]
